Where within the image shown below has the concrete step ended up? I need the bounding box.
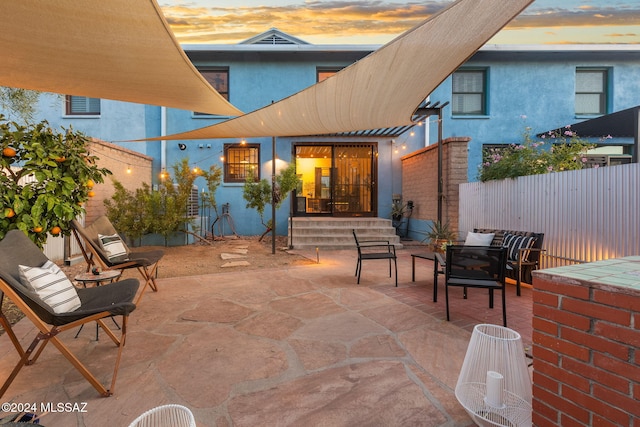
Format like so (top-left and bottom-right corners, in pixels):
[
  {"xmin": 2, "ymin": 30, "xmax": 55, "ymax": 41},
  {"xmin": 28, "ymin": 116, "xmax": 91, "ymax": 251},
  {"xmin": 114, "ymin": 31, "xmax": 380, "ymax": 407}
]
[{"xmin": 288, "ymin": 217, "xmax": 402, "ymax": 250}]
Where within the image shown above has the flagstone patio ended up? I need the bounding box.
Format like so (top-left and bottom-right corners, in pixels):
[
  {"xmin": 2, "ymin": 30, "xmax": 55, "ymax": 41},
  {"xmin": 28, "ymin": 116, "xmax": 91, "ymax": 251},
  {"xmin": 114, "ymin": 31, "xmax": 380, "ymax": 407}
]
[{"xmin": 0, "ymin": 248, "xmax": 532, "ymax": 426}]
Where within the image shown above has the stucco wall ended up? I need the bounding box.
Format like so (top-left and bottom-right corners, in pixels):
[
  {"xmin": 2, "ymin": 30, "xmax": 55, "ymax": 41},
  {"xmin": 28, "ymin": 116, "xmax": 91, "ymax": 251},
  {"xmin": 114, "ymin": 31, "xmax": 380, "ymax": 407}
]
[
  {"xmin": 85, "ymin": 139, "xmax": 153, "ymax": 225},
  {"xmin": 400, "ymin": 137, "xmax": 469, "ymax": 240}
]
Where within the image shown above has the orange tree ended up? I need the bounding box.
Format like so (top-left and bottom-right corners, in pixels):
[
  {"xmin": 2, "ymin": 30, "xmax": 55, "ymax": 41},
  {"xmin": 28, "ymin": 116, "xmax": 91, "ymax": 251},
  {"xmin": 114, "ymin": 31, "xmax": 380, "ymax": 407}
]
[{"xmin": 0, "ymin": 115, "xmax": 111, "ymax": 247}]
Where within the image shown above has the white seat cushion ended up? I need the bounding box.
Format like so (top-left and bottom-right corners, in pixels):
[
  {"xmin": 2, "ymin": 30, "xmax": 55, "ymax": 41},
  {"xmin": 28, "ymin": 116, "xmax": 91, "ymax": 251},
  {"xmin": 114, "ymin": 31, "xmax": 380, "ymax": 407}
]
[{"xmin": 18, "ymin": 260, "xmax": 81, "ymax": 313}]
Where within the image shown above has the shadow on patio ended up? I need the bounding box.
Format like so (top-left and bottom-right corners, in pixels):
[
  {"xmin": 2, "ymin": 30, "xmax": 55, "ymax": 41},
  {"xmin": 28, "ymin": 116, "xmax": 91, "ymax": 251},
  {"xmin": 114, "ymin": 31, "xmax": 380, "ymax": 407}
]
[{"xmin": 0, "ymin": 248, "xmax": 532, "ymax": 426}]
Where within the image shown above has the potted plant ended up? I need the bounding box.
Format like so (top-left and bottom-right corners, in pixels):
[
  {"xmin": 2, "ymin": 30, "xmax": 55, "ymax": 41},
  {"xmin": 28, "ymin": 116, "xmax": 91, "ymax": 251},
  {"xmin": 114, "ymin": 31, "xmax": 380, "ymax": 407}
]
[
  {"xmin": 390, "ymin": 201, "xmax": 406, "ymax": 222},
  {"xmin": 424, "ymin": 220, "xmax": 457, "ymax": 252}
]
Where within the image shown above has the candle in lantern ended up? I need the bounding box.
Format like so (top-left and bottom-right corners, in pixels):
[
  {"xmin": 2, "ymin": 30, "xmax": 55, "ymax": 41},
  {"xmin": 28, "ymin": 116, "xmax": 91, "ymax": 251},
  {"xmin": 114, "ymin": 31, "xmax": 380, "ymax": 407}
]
[{"xmin": 486, "ymin": 370, "xmax": 504, "ymax": 408}]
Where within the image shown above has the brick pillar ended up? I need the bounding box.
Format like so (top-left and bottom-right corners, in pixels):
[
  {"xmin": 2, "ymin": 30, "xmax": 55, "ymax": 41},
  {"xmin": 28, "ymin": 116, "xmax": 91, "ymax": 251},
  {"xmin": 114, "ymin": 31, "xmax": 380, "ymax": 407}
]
[{"xmin": 401, "ymin": 137, "xmax": 469, "ymax": 233}]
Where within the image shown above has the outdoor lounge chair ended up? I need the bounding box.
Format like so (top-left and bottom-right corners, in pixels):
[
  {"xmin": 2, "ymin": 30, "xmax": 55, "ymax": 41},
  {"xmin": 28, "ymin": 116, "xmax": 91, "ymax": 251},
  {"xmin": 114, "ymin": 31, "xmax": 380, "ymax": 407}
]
[
  {"xmin": 444, "ymin": 245, "xmax": 508, "ymax": 326},
  {"xmin": 0, "ymin": 229, "xmax": 139, "ymax": 398},
  {"xmin": 71, "ymin": 216, "xmax": 163, "ymax": 304},
  {"xmin": 353, "ymin": 229, "xmax": 398, "ymax": 287}
]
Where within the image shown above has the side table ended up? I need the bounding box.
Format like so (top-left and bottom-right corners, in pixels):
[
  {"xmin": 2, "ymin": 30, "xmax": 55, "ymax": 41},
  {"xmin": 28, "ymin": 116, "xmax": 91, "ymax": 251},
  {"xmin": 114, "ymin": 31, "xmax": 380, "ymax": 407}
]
[
  {"xmin": 74, "ymin": 270, "xmax": 122, "ymax": 340},
  {"xmin": 410, "ymin": 251, "xmax": 444, "ymax": 302}
]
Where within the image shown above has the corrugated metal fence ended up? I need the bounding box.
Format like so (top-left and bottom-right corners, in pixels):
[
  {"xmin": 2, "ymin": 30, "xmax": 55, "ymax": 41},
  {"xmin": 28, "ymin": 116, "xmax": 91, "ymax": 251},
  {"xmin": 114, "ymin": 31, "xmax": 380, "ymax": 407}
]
[
  {"xmin": 459, "ymin": 163, "xmax": 640, "ymax": 268},
  {"xmin": 43, "ymin": 214, "xmax": 85, "ymax": 262}
]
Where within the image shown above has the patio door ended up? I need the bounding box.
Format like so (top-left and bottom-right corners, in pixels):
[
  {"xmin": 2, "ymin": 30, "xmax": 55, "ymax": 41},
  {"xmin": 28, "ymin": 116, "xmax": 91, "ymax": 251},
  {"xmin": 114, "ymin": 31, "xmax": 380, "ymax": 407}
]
[{"xmin": 293, "ymin": 143, "xmax": 377, "ymax": 216}]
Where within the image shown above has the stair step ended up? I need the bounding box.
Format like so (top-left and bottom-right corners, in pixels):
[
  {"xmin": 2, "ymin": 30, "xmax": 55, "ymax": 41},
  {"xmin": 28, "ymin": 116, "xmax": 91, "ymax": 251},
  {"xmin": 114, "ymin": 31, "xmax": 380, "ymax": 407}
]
[{"xmin": 288, "ymin": 217, "xmax": 402, "ymax": 250}]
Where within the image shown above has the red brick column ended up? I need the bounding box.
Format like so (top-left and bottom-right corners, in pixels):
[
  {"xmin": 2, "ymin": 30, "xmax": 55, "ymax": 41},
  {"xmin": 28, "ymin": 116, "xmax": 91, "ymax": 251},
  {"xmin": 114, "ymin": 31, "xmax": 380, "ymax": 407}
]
[{"xmin": 532, "ymin": 268, "xmax": 640, "ymax": 426}]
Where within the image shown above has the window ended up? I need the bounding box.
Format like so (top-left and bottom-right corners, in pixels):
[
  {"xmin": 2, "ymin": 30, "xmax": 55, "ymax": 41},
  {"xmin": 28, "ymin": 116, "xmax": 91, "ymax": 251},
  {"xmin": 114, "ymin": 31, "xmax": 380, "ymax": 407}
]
[
  {"xmin": 575, "ymin": 69, "xmax": 608, "ymax": 115},
  {"xmin": 452, "ymin": 70, "xmax": 487, "ymax": 115},
  {"xmin": 65, "ymin": 96, "xmax": 100, "ymax": 115},
  {"xmin": 317, "ymin": 68, "xmax": 343, "ymax": 83},
  {"xmin": 195, "ymin": 69, "xmax": 229, "ymax": 116},
  {"xmin": 224, "ymin": 143, "xmax": 260, "ymax": 183}
]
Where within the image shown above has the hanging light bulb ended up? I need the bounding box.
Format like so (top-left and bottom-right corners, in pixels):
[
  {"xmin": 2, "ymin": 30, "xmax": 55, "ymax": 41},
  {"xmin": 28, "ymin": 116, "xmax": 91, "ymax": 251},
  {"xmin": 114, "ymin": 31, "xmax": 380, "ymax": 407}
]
[{"xmin": 126, "ymin": 165, "xmax": 132, "ymax": 174}]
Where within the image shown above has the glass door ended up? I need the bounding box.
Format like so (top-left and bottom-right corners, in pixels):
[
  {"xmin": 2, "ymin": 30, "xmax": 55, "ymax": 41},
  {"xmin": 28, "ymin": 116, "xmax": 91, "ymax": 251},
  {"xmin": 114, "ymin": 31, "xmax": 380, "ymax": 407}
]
[
  {"xmin": 333, "ymin": 145, "xmax": 375, "ymax": 215},
  {"xmin": 293, "ymin": 143, "xmax": 376, "ymax": 216}
]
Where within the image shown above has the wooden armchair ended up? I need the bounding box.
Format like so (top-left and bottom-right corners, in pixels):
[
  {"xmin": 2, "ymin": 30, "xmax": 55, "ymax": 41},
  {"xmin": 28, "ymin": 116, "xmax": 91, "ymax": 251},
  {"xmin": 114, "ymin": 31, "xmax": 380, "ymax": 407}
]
[{"xmin": 0, "ymin": 230, "xmax": 139, "ymax": 398}]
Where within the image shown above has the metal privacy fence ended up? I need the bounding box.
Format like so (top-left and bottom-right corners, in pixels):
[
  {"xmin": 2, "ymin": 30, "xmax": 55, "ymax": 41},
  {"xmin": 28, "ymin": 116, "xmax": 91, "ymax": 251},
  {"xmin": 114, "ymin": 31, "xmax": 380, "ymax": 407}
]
[{"xmin": 459, "ymin": 163, "xmax": 640, "ymax": 268}]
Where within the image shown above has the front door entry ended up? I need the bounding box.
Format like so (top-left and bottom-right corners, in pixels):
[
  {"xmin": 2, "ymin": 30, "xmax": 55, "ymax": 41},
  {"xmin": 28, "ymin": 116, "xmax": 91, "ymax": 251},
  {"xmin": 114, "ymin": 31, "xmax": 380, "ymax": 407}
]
[{"xmin": 293, "ymin": 143, "xmax": 377, "ymax": 216}]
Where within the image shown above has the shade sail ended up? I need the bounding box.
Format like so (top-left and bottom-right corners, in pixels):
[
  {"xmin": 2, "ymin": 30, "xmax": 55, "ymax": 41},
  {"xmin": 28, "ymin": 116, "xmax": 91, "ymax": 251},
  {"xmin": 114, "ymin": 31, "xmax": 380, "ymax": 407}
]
[
  {"xmin": 149, "ymin": 0, "xmax": 533, "ymax": 141},
  {"xmin": 1, "ymin": 1, "xmax": 242, "ymax": 116}
]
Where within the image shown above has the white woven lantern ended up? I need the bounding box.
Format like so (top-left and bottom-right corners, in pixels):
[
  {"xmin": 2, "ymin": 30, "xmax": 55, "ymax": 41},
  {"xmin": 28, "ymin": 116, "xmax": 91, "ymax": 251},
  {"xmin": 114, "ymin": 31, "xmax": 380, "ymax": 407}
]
[{"xmin": 455, "ymin": 324, "xmax": 532, "ymax": 427}]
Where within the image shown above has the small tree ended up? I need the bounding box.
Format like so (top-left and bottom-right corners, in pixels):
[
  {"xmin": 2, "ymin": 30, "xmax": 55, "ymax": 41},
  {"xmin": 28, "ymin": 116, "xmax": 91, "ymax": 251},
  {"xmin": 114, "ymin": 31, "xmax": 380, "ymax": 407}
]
[
  {"xmin": 243, "ymin": 163, "xmax": 298, "ymax": 241},
  {"xmin": 104, "ymin": 159, "xmax": 222, "ymax": 245},
  {"xmin": 0, "ymin": 116, "xmax": 111, "ymax": 247}
]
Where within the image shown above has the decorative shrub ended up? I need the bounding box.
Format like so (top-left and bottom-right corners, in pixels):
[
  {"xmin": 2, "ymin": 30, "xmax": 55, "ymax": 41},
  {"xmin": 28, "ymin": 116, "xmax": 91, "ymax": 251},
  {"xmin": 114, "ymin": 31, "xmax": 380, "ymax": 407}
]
[{"xmin": 479, "ymin": 124, "xmax": 595, "ymax": 182}]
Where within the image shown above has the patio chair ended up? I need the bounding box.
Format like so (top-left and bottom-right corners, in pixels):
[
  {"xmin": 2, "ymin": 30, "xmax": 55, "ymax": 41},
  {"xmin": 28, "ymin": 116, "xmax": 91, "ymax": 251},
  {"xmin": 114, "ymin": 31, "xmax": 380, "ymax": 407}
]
[
  {"xmin": 128, "ymin": 404, "xmax": 196, "ymax": 427},
  {"xmin": 352, "ymin": 230, "xmax": 398, "ymax": 287},
  {"xmin": 444, "ymin": 245, "xmax": 508, "ymax": 326},
  {"xmin": 71, "ymin": 216, "xmax": 163, "ymax": 304},
  {"xmin": 0, "ymin": 229, "xmax": 139, "ymax": 398}
]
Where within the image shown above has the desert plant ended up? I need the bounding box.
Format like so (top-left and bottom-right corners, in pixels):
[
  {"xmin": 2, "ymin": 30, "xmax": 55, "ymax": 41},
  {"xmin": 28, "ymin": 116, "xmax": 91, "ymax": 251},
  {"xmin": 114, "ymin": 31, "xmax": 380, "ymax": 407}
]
[
  {"xmin": 243, "ymin": 163, "xmax": 298, "ymax": 240},
  {"xmin": 423, "ymin": 220, "xmax": 457, "ymax": 251},
  {"xmin": 0, "ymin": 116, "xmax": 110, "ymax": 247}
]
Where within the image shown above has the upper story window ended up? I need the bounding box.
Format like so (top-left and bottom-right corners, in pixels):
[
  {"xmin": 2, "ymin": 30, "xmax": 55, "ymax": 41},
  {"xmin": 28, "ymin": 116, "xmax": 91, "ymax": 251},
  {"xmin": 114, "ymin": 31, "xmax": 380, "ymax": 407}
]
[
  {"xmin": 66, "ymin": 95, "xmax": 100, "ymax": 115},
  {"xmin": 317, "ymin": 68, "xmax": 343, "ymax": 83},
  {"xmin": 195, "ymin": 69, "xmax": 229, "ymax": 116},
  {"xmin": 452, "ymin": 69, "xmax": 487, "ymax": 116},
  {"xmin": 223, "ymin": 143, "xmax": 260, "ymax": 183},
  {"xmin": 575, "ymin": 68, "xmax": 608, "ymax": 115}
]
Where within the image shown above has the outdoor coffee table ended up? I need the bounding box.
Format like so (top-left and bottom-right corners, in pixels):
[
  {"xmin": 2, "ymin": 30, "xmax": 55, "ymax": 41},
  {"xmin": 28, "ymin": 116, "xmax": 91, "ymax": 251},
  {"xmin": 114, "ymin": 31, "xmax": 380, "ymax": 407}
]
[{"xmin": 74, "ymin": 270, "xmax": 122, "ymax": 340}]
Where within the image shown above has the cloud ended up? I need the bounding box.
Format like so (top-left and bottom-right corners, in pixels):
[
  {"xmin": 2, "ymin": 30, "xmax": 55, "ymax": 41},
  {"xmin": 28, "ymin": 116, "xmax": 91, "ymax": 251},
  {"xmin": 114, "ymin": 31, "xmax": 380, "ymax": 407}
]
[{"xmin": 159, "ymin": 1, "xmax": 640, "ymax": 44}]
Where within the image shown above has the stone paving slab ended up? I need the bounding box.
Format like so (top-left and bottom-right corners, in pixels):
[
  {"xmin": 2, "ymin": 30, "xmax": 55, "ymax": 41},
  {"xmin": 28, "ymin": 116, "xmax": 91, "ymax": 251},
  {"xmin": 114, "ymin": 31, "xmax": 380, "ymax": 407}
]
[
  {"xmin": 220, "ymin": 253, "xmax": 248, "ymax": 260},
  {"xmin": 221, "ymin": 260, "xmax": 251, "ymax": 268},
  {"xmin": 0, "ymin": 249, "xmax": 487, "ymax": 427}
]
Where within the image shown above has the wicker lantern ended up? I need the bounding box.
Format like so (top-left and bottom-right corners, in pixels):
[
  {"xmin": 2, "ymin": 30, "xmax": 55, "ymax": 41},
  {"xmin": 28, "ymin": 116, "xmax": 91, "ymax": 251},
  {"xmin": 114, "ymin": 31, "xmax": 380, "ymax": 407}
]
[{"xmin": 455, "ymin": 324, "xmax": 532, "ymax": 427}]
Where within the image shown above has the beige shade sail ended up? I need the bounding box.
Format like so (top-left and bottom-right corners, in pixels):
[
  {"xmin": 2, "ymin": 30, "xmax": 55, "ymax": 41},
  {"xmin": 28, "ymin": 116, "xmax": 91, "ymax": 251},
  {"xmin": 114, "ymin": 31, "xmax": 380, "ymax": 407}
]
[
  {"xmin": 148, "ymin": 0, "xmax": 533, "ymax": 141},
  {"xmin": 1, "ymin": 0, "xmax": 242, "ymax": 116}
]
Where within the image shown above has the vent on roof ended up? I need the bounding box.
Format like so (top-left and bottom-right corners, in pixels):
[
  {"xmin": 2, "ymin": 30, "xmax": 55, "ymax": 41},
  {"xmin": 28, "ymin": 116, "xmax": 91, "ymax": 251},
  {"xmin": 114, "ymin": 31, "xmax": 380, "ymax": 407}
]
[
  {"xmin": 254, "ymin": 34, "xmax": 296, "ymax": 45},
  {"xmin": 240, "ymin": 28, "xmax": 310, "ymax": 45}
]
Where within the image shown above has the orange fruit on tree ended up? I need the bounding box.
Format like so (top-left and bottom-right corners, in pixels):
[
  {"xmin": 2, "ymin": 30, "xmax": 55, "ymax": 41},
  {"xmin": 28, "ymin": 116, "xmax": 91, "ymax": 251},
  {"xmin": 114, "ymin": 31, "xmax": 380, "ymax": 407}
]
[
  {"xmin": 87, "ymin": 190, "xmax": 95, "ymax": 197},
  {"xmin": 50, "ymin": 226, "xmax": 62, "ymax": 235},
  {"xmin": 55, "ymin": 156, "xmax": 66, "ymax": 162},
  {"xmin": 4, "ymin": 208, "xmax": 15, "ymax": 218},
  {"xmin": 32, "ymin": 226, "xmax": 43, "ymax": 233},
  {"xmin": 2, "ymin": 147, "xmax": 17, "ymax": 157},
  {"xmin": 86, "ymin": 179, "xmax": 95, "ymax": 189}
]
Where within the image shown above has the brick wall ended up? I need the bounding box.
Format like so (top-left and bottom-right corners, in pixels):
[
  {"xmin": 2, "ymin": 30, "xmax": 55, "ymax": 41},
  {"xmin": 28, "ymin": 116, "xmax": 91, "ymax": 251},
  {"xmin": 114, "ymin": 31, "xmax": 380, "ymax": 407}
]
[
  {"xmin": 85, "ymin": 139, "xmax": 153, "ymax": 225},
  {"xmin": 401, "ymin": 137, "xmax": 469, "ymax": 233},
  {"xmin": 532, "ymin": 274, "xmax": 640, "ymax": 426}
]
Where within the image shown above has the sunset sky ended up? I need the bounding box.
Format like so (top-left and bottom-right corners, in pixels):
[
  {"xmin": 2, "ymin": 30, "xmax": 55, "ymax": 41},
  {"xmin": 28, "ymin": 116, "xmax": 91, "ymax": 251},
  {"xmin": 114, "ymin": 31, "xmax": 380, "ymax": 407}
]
[{"xmin": 159, "ymin": 0, "xmax": 640, "ymax": 45}]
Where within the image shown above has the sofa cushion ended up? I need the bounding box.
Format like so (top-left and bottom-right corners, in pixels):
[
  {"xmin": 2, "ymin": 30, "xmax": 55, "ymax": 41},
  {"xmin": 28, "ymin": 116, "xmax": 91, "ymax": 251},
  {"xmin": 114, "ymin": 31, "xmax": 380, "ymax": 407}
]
[
  {"xmin": 464, "ymin": 232, "xmax": 495, "ymax": 246},
  {"xmin": 503, "ymin": 233, "xmax": 536, "ymax": 262}
]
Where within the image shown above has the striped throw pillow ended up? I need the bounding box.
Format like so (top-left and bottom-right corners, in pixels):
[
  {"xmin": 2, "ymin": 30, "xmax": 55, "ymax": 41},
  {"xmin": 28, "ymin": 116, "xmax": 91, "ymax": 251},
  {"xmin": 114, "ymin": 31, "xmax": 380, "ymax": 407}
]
[
  {"xmin": 503, "ymin": 233, "xmax": 536, "ymax": 262},
  {"xmin": 18, "ymin": 260, "xmax": 81, "ymax": 313},
  {"xmin": 98, "ymin": 233, "xmax": 129, "ymax": 263}
]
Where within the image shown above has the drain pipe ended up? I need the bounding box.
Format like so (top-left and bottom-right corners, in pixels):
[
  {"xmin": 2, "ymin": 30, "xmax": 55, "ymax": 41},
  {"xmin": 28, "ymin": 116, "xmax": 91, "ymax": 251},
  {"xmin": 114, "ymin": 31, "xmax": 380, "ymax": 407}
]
[{"xmin": 161, "ymin": 106, "xmax": 167, "ymax": 176}]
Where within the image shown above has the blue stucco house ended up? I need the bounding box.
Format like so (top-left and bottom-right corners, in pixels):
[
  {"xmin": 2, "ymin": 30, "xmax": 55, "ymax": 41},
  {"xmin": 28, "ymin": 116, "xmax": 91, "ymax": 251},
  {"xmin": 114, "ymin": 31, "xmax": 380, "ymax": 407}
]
[{"xmin": 11, "ymin": 29, "xmax": 640, "ymax": 237}]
